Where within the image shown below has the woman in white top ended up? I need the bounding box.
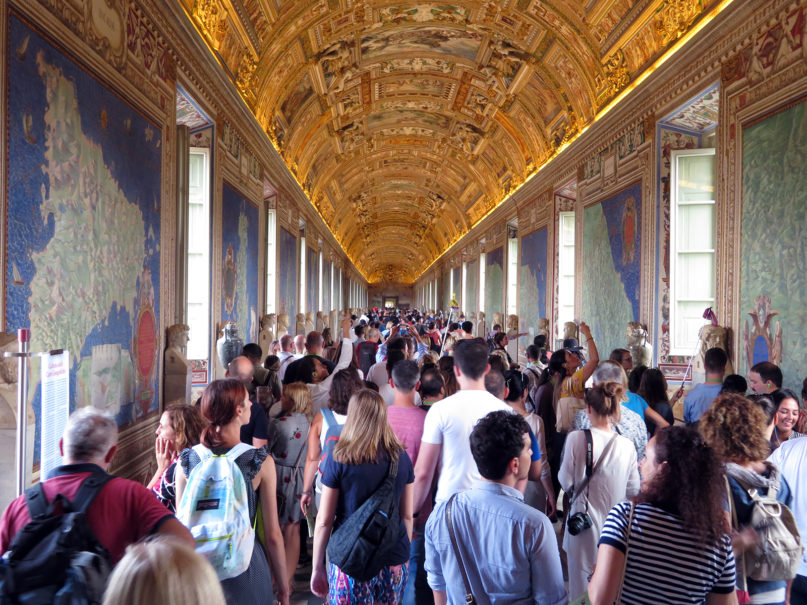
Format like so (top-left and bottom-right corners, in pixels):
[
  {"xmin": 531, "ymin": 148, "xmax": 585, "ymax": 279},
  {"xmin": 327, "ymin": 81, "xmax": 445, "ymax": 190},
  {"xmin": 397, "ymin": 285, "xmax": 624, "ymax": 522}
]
[
  {"xmin": 559, "ymin": 381, "xmax": 640, "ymax": 599},
  {"xmin": 297, "ymin": 317, "xmax": 354, "ymax": 412}
]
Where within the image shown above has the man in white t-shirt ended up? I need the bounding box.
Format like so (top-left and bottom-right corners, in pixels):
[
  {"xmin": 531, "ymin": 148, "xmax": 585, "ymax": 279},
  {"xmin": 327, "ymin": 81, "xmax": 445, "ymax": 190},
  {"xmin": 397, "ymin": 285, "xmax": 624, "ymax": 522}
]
[{"xmin": 413, "ymin": 338, "xmax": 512, "ymax": 511}]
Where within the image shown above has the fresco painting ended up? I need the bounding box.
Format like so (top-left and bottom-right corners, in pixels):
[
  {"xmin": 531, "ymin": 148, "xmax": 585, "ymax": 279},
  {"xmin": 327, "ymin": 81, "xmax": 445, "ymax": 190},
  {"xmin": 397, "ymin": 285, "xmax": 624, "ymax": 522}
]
[
  {"xmin": 519, "ymin": 228, "xmax": 548, "ymax": 336},
  {"xmin": 368, "ymin": 110, "xmax": 450, "ymax": 130},
  {"xmin": 279, "ymin": 73, "xmax": 314, "ymax": 127},
  {"xmin": 221, "ymin": 184, "xmax": 259, "ymax": 343},
  {"xmin": 323, "ymin": 260, "xmax": 332, "ymax": 312},
  {"xmin": 452, "ymin": 266, "xmax": 461, "ymax": 308},
  {"xmin": 361, "ymin": 27, "xmax": 481, "ymax": 61},
  {"xmin": 485, "ymin": 247, "xmax": 504, "ymax": 320},
  {"xmin": 582, "ymin": 182, "xmax": 642, "ymax": 356},
  {"xmin": 278, "ymin": 228, "xmax": 298, "ymax": 331},
  {"xmin": 6, "ymin": 17, "xmax": 162, "ymax": 453},
  {"xmin": 741, "ymin": 101, "xmax": 807, "ymax": 394},
  {"xmin": 465, "ymin": 259, "xmax": 478, "ymax": 315},
  {"xmin": 306, "ymin": 246, "xmax": 318, "ymax": 315}
]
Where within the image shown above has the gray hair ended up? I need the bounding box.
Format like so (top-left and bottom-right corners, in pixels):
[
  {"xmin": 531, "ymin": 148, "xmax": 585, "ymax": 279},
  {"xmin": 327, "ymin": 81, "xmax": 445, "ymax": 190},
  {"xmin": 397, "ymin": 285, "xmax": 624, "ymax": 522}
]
[
  {"xmin": 592, "ymin": 360, "xmax": 629, "ymax": 388},
  {"xmin": 63, "ymin": 407, "xmax": 117, "ymax": 462}
]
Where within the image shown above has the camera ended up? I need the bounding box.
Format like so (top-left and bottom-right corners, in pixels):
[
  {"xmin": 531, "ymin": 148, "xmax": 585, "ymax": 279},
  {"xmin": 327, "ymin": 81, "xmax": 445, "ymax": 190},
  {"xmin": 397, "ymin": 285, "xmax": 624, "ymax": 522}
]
[{"xmin": 566, "ymin": 511, "xmax": 593, "ymax": 536}]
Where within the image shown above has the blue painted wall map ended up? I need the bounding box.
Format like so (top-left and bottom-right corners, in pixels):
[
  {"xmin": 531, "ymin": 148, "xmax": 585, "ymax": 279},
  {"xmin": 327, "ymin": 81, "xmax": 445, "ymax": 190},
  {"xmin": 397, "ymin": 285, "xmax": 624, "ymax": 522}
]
[
  {"xmin": 6, "ymin": 16, "xmax": 162, "ymax": 452},
  {"xmin": 221, "ymin": 183, "xmax": 259, "ymax": 343},
  {"xmin": 520, "ymin": 228, "xmax": 547, "ymax": 334},
  {"xmin": 582, "ymin": 182, "xmax": 641, "ymax": 355}
]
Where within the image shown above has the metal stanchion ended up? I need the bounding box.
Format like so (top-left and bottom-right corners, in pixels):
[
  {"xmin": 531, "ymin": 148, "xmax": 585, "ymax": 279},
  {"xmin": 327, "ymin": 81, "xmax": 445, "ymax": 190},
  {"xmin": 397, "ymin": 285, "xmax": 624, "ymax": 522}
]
[{"xmin": 15, "ymin": 328, "xmax": 29, "ymax": 497}]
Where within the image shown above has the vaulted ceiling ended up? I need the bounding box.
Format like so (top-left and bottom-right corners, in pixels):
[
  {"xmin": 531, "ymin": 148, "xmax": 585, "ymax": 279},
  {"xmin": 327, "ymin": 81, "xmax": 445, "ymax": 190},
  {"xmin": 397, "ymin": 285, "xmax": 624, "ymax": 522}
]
[{"xmin": 182, "ymin": 0, "xmax": 723, "ymax": 283}]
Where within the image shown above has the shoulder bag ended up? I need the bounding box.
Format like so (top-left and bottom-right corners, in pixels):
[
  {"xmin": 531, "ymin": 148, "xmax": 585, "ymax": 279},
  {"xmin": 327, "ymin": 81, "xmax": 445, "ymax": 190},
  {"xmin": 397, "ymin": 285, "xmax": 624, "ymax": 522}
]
[{"xmin": 326, "ymin": 458, "xmax": 401, "ymax": 581}]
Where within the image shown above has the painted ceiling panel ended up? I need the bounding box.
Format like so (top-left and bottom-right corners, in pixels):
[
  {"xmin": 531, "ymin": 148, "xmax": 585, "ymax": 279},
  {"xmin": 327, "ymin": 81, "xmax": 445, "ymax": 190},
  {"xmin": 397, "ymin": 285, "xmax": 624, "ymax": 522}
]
[{"xmin": 189, "ymin": 0, "xmax": 724, "ymax": 284}]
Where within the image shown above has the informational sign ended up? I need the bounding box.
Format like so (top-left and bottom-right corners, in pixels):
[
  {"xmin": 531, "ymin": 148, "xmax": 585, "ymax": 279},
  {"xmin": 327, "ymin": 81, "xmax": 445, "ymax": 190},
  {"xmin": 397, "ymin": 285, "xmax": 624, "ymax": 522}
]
[{"xmin": 40, "ymin": 351, "xmax": 70, "ymax": 479}]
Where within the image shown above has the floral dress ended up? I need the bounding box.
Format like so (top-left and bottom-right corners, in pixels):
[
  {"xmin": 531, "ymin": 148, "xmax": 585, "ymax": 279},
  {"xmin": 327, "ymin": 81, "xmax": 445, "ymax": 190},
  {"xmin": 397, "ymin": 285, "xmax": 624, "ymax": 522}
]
[{"xmin": 269, "ymin": 412, "xmax": 310, "ymax": 525}]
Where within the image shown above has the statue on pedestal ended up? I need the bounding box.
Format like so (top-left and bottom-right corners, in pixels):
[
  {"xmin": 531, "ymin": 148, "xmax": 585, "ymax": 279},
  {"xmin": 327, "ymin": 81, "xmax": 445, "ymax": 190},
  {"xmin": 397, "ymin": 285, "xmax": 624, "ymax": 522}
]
[
  {"xmin": 563, "ymin": 322, "xmax": 579, "ymax": 342},
  {"xmin": 295, "ymin": 313, "xmax": 306, "ymax": 335},
  {"xmin": 537, "ymin": 318, "xmax": 550, "ymax": 341},
  {"xmin": 258, "ymin": 314, "xmax": 276, "ymax": 356},
  {"xmin": 627, "ymin": 322, "xmax": 653, "ymax": 368},
  {"xmin": 277, "ymin": 313, "xmax": 290, "ymax": 336},
  {"xmin": 305, "ymin": 311, "xmax": 315, "ymax": 334},
  {"xmin": 477, "ymin": 311, "xmax": 487, "ymax": 338},
  {"xmin": 164, "ymin": 324, "xmax": 192, "ymax": 405},
  {"xmin": 316, "ymin": 311, "xmax": 328, "ymax": 332},
  {"xmin": 492, "ymin": 312, "xmax": 503, "ymax": 330}
]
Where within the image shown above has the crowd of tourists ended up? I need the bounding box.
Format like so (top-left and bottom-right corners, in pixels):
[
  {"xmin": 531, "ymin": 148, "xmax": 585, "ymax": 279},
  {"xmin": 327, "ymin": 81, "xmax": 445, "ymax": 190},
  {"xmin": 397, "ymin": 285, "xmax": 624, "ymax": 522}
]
[{"xmin": 1, "ymin": 307, "xmax": 806, "ymax": 605}]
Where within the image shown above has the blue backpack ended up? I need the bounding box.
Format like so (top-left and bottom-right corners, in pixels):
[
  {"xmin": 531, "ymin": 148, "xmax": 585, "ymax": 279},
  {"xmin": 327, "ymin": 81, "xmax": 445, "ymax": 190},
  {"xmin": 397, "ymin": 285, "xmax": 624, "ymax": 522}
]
[{"xmin": 177, "ymin": 443, "xmax": 255, "ymax": 580}]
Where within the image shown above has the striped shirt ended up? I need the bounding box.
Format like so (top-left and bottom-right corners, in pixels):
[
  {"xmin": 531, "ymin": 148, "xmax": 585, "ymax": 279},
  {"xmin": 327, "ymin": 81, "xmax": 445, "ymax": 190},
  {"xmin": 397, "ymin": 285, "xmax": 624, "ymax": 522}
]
[{"xmin": 599, "ymin": 501, "xmax": 736, "ymax": 604}]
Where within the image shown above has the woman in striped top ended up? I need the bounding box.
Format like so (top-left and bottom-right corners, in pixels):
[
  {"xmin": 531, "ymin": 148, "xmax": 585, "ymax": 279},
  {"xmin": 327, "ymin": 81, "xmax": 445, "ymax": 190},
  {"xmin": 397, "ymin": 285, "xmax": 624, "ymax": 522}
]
[{"xmin": 587, "ymin": 426, "xmax": 737, "ymax": 604}]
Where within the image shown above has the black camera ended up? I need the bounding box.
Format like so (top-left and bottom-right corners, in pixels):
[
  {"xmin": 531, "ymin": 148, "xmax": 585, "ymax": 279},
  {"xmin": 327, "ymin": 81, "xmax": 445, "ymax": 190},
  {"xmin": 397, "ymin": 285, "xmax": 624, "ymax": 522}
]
[{"xmin": 566, "ymin": 511, "xmax": 593, "ymax": 536}]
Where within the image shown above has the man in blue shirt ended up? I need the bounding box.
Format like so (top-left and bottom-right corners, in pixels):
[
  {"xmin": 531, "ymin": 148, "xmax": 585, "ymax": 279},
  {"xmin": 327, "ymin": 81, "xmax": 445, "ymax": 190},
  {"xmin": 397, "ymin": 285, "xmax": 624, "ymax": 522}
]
[
  {"xmin": 425, "ymin": 411, "xmax": 566, "ymax": 605},
  {"xmin": 683, "ymin": 347, "xmax": 728, "ymax": 425}
]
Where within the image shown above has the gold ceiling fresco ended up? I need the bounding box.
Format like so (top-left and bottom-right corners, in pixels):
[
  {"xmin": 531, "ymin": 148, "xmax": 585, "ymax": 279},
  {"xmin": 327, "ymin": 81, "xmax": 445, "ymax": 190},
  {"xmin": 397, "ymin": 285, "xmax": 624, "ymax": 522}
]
[{"xmin": 182, "ymin": 0, "xmax": 724, "ymax": 283}]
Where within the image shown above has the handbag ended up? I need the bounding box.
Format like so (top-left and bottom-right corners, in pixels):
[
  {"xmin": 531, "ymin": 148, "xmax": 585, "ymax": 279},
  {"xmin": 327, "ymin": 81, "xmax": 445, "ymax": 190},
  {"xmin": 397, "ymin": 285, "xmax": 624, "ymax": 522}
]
[
  {"xmin": 570, "ymin": 501, "xmax": 635, "ymax": 605},
  {"xmin": 326, "ymin": 458, "xmax": 401, "ymax": 581},
  {"xmin": 445, "ymin": 493, "xmax": 475, "ymax": 604}
]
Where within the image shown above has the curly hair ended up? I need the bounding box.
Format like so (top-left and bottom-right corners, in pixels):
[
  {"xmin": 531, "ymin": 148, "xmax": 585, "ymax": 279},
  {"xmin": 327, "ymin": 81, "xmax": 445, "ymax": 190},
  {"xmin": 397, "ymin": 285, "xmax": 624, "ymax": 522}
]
[
  {"xmin": 637, "ymin": 426, "xmax": 727, "ymax": 544},
  {"xmin": 164, "ymin": 403, "xmax": 206, "ymax": 453},
  {"xmin": 699, "ymin": 393, "xmax": 770, "ymax": 463}
]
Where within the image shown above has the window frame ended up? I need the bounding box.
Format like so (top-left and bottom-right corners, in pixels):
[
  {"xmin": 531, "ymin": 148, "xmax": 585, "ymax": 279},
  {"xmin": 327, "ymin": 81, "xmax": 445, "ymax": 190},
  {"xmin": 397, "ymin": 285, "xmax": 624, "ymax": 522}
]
[{"xmin": 669, "ymin": 147, "xmax": 717, "ymax": 355}]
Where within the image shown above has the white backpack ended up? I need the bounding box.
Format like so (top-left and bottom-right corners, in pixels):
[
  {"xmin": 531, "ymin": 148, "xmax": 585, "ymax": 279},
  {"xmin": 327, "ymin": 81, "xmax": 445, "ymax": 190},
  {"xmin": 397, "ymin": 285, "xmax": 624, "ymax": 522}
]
[{"xmin": 177, "ymin": 443, "xmax": 255, "ymax": 579}]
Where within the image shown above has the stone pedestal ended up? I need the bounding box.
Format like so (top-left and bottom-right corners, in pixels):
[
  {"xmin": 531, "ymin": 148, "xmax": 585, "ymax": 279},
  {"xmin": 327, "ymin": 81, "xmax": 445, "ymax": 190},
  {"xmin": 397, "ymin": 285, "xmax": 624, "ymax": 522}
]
[{"xmin": 164, "ymin": 347, "xmax": 192, "ymax": 405}]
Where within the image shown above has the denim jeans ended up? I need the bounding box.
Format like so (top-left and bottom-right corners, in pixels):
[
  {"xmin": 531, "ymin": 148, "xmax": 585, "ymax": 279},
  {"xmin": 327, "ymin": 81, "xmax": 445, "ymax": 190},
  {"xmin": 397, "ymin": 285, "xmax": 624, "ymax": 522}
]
[{"xmin": 402, "ymin": 528, "xmax": 433, "ymax": 605}]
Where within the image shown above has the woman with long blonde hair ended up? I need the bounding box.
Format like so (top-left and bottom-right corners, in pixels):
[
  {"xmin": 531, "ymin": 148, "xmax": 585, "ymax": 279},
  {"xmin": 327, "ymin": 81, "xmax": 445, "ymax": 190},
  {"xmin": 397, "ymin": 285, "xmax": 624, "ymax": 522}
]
[{"xmin": 310, "ymin": 389, "xmax": 414, "ymax": 604}]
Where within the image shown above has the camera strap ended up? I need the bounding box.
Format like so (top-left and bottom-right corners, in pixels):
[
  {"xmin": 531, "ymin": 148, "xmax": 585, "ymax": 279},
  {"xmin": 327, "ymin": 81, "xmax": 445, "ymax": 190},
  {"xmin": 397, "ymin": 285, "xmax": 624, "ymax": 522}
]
[{"xmin": 570, "ymin": 431, "xmax": 618, "ymax": 511}]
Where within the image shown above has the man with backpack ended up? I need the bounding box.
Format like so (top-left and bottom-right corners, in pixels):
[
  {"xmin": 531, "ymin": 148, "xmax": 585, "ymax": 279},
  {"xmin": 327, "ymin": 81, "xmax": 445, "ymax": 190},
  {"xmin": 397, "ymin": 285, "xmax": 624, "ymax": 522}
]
[{"xmin": 0, "ymin": 407, "xmax": 193, "ymax": 601}]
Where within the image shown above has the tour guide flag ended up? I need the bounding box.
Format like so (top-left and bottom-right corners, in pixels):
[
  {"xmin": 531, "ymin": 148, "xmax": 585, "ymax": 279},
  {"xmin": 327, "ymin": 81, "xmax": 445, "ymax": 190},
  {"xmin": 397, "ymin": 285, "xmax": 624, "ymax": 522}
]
[{"xmin": 449, "ymin": 293, "xmax": 459, "ymax": 311}]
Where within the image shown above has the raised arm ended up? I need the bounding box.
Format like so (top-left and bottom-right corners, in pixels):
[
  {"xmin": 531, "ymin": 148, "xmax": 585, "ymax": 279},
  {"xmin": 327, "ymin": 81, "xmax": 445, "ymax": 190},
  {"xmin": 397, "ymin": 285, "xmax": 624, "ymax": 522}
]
[{"xmin": 578, "ymin": 322, "xmax": 599, "ymax": 383}]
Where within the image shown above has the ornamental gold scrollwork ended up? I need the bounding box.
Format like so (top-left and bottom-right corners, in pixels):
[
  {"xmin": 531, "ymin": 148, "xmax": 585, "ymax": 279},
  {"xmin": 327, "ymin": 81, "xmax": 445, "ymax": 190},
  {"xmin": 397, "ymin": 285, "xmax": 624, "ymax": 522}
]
[{"xmin": 194, "ymin": 0, "xmax": 228, "ymax": 48}]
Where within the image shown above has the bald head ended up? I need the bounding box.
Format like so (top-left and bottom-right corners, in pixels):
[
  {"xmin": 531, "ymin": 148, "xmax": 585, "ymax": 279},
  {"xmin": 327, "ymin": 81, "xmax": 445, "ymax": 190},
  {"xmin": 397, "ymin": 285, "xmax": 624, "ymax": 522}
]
[
  {"xmin": 293, "ymin": 334, "xmax": 305, "ymax": 354},
  {"xmin": 227, "ymin": 356, "xmax": 254, "ymax": 384}
]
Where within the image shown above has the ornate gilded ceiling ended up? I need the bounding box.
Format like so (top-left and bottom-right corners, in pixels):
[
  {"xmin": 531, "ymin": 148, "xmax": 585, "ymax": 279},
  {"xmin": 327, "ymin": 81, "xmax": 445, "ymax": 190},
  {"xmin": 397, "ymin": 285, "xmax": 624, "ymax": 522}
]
[{"xmin": 182, "ymin": 0, "xmax": 723, "ymax": 283}]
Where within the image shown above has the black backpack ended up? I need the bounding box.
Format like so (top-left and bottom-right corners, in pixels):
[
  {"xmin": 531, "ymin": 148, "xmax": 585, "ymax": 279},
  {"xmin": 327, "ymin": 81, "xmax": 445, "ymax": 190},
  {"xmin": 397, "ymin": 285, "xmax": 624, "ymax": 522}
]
[
  {"xmin": 0, "ymin": 470, "xmax": 114, "ymax": 605},
  {"xmin": 326, "ymin": 459, "xmax": 401, "ymax": 581}
]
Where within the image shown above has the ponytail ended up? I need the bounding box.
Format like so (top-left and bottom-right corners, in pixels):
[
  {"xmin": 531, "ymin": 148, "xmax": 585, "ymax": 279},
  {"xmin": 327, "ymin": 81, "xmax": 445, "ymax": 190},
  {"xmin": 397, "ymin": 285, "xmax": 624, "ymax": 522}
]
[{"xmin": 585, "ymin": 381, "xmax": 624, "ymax": 419}]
